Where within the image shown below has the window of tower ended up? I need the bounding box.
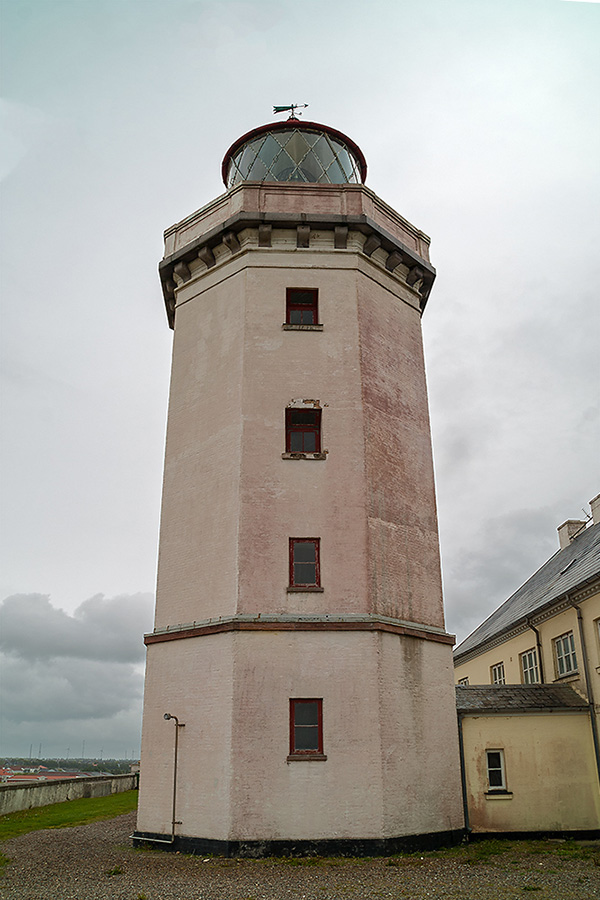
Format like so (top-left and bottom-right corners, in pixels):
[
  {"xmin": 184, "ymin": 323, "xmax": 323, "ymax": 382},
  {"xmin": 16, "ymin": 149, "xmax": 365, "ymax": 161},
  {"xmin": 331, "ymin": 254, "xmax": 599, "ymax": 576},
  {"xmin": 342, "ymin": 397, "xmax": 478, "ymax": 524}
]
[
  {"xmin": 288, "ymin": 538, "xmax": 322, "ymax": 591},
  {"xmin": 286, "ymin": 408, "xmax": 321, "ymax": 453},
  {"xmin": 286, "ymin": 288, "xmax": 318, "ymax": 325},
  {"xmin": 288, "ymin": 698, "xmax": 326, "ymax": 760}
]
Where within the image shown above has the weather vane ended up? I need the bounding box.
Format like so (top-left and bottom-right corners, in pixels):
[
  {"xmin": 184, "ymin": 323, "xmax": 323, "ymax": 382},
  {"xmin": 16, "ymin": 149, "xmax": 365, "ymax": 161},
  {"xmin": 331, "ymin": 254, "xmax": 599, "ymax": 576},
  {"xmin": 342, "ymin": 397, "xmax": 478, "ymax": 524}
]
[{"xmin": 273, "ymin": 103, "xmax": 308, "ymax": 121}]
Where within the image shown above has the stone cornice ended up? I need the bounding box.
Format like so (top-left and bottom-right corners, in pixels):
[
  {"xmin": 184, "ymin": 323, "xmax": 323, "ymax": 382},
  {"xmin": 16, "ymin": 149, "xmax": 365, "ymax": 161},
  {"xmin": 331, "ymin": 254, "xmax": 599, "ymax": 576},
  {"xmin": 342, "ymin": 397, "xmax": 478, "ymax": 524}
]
[
  {"xmin": 145, "ymin": 613, "xmax": 454, "ymax": 646},
  {"xmin": 158, "ymin": 185, "xmax": 436, "ymax": 328}
]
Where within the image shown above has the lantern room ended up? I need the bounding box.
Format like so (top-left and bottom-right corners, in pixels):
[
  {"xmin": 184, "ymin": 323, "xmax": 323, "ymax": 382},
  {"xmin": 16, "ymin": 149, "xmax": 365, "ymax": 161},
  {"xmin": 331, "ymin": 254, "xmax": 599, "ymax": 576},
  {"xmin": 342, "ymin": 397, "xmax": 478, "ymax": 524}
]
[{"xmin": 222, "ymin": 120, "xmax": 367, "ymax": 187}]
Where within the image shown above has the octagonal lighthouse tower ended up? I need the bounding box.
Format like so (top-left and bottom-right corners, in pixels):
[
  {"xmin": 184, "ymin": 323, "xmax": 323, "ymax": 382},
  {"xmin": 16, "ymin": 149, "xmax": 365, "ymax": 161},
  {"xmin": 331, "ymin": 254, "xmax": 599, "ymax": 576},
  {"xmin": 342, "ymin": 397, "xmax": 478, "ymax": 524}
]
[{"xmin": 135, "ymin": 116, "xmax": 464, "ymax": 854}]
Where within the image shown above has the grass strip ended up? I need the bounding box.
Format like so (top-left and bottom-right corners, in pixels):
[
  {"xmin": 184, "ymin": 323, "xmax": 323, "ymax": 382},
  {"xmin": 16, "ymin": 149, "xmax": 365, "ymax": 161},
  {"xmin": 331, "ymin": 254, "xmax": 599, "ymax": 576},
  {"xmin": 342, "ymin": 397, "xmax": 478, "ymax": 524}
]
[{"xmin": 0, "ymin": 790, "xmax": 138, "ymax": 841}]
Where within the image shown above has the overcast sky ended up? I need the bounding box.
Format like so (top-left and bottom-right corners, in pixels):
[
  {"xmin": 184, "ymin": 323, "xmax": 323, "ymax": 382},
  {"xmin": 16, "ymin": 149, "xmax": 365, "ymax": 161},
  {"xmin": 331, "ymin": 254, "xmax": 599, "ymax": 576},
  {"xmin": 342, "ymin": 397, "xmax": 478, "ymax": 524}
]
[{"xmin": 1, "ymin": 0, "xmax": 598, "ymax": 759}]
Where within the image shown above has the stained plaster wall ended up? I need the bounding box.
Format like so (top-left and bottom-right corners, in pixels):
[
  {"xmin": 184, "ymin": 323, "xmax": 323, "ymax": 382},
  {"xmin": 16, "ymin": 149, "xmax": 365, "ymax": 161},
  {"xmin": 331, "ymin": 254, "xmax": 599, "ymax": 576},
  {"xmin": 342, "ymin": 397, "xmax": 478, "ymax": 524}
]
[
  {"xmin": 137, "ymin": 636, "xmax": 234, "ymax": 838},
  {"xmin": 153, "ymin": 270, "xmax": 245, "ymax": 628},
  {"xmin": 357, "ymin": 274, "xmax": 444, "ymax": 628},
  {"xmin": 460, "ymin": 712, "xmax": 600, "ymax": 832},
  {"xmin": 138, "ymin": 630, "xmax": 462, "ymax": 841},
  {"xmin": 236, "ymin": 254, "xmax": 369, "ymax": 616},
  {"xmin": 140, "ymin": 180, "xmax": 462, "ymax": 843},
  {"xmin": 154, "ymin": 242, "xmax": 444, "ymax": 628}
]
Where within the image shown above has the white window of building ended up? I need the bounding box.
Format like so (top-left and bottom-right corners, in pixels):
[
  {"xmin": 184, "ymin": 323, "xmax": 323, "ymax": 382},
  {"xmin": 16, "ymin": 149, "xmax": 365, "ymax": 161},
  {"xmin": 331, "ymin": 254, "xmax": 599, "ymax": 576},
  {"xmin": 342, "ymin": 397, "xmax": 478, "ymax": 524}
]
[
  {"xmin": 458, "ymin": 677, "xmax": 469, "ymax": 686},
  {"xmin": 520, "ymin": 648, "xmax": 540, "ymax": 684},
  {"xmin": 554, "ymin": 631, "xmax": 578, "ymax": 676},
  {"xmin": 491, "ymin": 662, "xmax": 505, "ymax": 685},
  {"xmin": 486, "ymin": 749, "xmax": 506, "ymax": 791}
]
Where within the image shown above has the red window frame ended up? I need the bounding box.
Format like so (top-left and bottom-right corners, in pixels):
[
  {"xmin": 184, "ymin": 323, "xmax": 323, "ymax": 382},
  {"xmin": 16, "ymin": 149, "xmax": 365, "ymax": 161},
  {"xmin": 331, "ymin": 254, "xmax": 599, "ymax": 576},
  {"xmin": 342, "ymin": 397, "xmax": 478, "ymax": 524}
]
[
  {"xmin": 289, "ymin": 538, "xmax": 320, "ymax": 588},
  {"xmin": 285, "ymin": 408, "xmax": 321, "ymax": 453},
  {"xmin": 286, "ymin": 288, "xmax": 318, "ymax": 325},
  {"xmin": 289, "ymin": 698, "xmax": 324, "ymax": 756}
]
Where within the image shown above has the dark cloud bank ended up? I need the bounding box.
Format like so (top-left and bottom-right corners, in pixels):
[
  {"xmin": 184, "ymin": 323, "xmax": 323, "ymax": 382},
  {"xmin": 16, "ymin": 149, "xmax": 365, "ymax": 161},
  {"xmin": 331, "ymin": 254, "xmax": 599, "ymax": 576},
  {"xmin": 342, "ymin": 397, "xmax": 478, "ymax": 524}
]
[{"xmin": 0, "ymin": 592, "xmax": 153, "ymax": 759}]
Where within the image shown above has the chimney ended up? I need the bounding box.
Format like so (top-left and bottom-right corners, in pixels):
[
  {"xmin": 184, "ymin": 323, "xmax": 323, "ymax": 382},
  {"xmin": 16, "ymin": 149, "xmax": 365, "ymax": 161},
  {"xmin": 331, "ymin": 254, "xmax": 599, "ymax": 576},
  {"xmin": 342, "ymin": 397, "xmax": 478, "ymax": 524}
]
[
  {"xmin": 557, "ymin": 519, "xmax": 587, "ymax": 550},
  {"xmin": 590, "ymin": 494, "xmax": 600, "ymax": 526}
]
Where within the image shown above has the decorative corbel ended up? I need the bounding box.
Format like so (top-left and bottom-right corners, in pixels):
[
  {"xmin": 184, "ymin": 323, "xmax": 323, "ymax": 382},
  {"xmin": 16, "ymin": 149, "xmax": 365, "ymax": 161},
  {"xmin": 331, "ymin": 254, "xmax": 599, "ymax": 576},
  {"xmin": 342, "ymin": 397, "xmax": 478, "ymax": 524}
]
[
  {"xmin": 223, "ymin": 232, "xmax": 241, "ymax": 254},
  {"xmin": 297, "ymin": 224, "xmax": 310, "ymax": 248},
  {"xmin": 385, "ymin": 250, "xmax": 404, "ymax": 272},
  {"xmin": 363, "ymin": 234, "xmax": 381, "ymax": 257},
  {"xmin": 197, "ymin": 246, "xmax": 216, "ymax": 268},
  {"xmin": 334, "ymin": 225, "xmax": 348, "ymax": 249},
  {"xmin": 406, "ymin": 265, "xmax": 424, "ymax": 287},
  {"xmin": 258, "ymin": 224, "xmax": 272, "ymax": 247},
  {"xmin": 173, "ymin": 261, "xmax": 191, "ymax": 283}
]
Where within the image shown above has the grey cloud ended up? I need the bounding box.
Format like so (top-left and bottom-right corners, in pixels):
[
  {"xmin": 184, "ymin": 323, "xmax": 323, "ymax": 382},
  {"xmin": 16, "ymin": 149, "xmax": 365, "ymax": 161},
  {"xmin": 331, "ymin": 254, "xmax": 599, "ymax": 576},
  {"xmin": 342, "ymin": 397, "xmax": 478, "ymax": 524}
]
[
  {"xmin": 443, "ymin": 507, "xmax": 559, "ymax": 642},
  {"xmin": 0, "ymin": 592, "xmax": 153, "ymax": 757},
  {"xmin": 1, "ymin": 654, "xmax": 143, "ymax": 724},
  {"xmin": 0, "ymin": 592, "xmax": 153, "ymax": 663}
]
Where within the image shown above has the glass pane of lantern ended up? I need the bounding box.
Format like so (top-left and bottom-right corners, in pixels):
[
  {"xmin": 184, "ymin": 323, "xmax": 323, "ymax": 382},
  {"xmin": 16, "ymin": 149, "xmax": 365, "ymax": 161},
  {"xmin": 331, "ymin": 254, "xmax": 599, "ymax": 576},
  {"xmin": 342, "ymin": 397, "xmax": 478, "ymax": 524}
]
[
  {"xmin": 271, "ymin": 149, "xmax": 296, "ymax": 180},
  {"xmin": 335, "ymin": 146, "xmax": 355, "ymax": 181},
  {"xmin": 246, "ymin": 155, "xmax": 268, "ymax": 181},
  {"xmin": 296, "ymin": 150, "xmax": 321, "ymax": 182},
  {"xmin": 285, "ymin": 131, "xmax": 311, "ymax": 164},
  {"xmin": 312, "ymin": 135, "xmax": 335, "ymax": 169},
  {"xmin": 258, "ymin": 134, "xmax": 283, "ymax": 170},
  {"xmin": 325, "ymin": 158, "xmax": 346, "ymax": 184}
]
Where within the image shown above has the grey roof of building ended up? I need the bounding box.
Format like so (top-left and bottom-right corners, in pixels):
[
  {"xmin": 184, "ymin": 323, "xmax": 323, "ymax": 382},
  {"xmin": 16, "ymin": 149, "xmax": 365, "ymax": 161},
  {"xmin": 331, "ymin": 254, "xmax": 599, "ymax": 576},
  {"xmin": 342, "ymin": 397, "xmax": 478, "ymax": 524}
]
[
  {"xmin": 455, "ymin": 684, "xmax": 589, "ymax": 713},
  {"xmin": 454, "ymin": 521, "xmax": 600, "ymax": 660}
]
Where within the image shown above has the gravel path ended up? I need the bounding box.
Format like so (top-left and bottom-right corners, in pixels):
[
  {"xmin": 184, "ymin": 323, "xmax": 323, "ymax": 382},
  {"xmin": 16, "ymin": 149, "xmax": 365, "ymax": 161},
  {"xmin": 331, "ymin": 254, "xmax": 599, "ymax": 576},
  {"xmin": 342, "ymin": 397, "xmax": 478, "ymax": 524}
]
[{"xmin": 1, "ymin": 811, "xmax": 599, "ymax": 900}]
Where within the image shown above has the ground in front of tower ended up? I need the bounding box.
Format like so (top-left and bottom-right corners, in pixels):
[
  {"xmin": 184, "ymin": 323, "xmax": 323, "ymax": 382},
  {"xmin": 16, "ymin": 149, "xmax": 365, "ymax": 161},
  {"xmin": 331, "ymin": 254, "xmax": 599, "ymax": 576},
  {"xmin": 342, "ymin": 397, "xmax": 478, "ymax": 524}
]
[{"xmin": 1, "ymin": 811, "xmax": 598, "ymax": 899}]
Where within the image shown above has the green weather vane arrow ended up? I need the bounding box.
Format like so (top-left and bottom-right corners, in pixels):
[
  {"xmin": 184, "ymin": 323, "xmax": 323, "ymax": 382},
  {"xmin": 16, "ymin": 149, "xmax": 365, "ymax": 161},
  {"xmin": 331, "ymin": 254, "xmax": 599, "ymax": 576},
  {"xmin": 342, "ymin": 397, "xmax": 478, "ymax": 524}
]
[{"xmin": 273, "ymin": 103, "xmax": 308, "ymax": 120}]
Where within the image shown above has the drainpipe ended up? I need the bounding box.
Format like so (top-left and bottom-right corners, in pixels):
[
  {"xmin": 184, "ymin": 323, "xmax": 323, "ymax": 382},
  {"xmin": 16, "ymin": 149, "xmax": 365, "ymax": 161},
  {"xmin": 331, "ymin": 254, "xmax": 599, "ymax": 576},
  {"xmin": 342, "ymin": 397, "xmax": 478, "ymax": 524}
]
[
  {"xmin": 163, "ymin": 713, "xmax": 185, "ymax": 842},
  {"xmin": 526, "ymin": 619, "xmax": 545, "ymax": 683},
  {"xmin": 131, "ymin": 712, "xmax": 186, "ymax": 847},
  {"xmin": 570, "ymin": 601, "xmax": 600, "ymax": 791},
  {"xmin": 456, "ymin": 712, "xmax": 471, "ymax": 837}
]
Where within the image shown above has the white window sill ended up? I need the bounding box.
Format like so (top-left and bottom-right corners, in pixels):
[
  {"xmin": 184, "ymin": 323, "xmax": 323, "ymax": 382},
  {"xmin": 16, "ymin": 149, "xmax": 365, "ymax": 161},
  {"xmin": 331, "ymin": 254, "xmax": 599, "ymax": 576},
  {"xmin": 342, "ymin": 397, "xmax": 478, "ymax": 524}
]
[
  {"xmin": 287, "ymin": 754, "xmax": 327, "ymax": 763},
  {"xmin": 281, "ymin": 452, "xmax": 327, "ymax": 461},
  {"xmin": 485, "ymin": 791, "xmax": 513, "ymax": 800},
  {"xmin": 282, "ymin": 324, "xmax": 324, "ymax": 331},
  {"xmin": 287, "ymin": 586, "xmax": 324, "ymax": 593}
]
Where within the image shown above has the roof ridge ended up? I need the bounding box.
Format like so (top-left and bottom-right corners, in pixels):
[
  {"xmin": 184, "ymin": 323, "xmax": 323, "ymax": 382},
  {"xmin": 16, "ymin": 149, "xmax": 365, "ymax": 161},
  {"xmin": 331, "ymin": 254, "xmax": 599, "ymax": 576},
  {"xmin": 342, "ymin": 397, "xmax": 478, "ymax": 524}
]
[{"xmin": 454, "ymin": 522, "xmax": 600, "ymax": 659}]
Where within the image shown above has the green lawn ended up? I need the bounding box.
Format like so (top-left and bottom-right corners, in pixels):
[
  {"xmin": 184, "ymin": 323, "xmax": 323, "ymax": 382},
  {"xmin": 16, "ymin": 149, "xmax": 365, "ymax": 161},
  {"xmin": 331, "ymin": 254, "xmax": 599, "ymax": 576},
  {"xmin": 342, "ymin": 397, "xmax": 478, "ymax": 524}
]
[{"xmin": 0, "ymin": 790, "xmax": 138, "ymax": 841}]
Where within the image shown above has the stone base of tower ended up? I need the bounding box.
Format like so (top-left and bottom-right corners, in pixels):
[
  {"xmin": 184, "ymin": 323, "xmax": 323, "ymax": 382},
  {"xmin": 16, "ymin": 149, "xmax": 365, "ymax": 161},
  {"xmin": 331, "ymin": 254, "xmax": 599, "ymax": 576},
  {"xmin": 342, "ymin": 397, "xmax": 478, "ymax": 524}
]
[
  {"xmin": 132, "ymin": 828, "xmax": 466, "ymax": 858},
  {"xmin": 135, "ymin": 628, "xmax": 464, "ymax": 850}
]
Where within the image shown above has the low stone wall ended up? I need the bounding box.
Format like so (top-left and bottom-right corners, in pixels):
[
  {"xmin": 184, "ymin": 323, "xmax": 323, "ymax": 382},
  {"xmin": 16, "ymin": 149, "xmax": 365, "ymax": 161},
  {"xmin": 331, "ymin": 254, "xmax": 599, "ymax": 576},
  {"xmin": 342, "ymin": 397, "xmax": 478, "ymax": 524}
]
[{"xmin": 0, "ymin": 773, "xmax": 138, "ymax": 816}]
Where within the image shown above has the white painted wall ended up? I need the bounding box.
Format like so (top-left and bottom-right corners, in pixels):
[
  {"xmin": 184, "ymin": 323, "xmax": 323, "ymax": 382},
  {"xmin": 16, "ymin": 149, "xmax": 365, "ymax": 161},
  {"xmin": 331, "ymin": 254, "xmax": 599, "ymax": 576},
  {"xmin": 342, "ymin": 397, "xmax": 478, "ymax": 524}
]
[
  {"xmin": 139, "ymin": 631, "xmax": 462, "ymax": 841},
  {"xmin": 138, "ymin": 181, "xmax": 463, "ymax": 844}
]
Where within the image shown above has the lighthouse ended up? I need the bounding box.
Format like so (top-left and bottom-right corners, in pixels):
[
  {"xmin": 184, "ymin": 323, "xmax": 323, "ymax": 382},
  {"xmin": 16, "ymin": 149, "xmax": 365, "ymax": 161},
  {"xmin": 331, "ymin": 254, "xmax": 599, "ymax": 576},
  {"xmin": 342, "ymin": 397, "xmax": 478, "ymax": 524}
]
[{"xmin": 134, "ymin": 113, "xmax": 464, "ymax": 854}]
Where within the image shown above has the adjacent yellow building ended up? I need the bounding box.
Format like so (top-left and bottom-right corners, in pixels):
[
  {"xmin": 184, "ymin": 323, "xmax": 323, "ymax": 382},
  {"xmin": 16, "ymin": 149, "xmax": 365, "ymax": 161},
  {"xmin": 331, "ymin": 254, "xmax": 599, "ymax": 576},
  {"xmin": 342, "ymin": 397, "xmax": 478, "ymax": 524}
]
[{"xmin": 454, "ymin": 496, "xmax": 600, "ymax": 835}]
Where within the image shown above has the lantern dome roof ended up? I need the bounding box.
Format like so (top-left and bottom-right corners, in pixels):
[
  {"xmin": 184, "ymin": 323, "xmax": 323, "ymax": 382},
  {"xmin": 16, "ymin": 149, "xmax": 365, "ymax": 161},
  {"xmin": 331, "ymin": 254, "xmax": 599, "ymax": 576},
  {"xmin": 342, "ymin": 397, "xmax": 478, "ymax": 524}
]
[{"xmin": 222, "ymin": 120, "xmax": 367, "ymax": 188}]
